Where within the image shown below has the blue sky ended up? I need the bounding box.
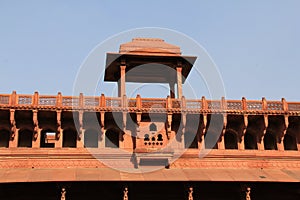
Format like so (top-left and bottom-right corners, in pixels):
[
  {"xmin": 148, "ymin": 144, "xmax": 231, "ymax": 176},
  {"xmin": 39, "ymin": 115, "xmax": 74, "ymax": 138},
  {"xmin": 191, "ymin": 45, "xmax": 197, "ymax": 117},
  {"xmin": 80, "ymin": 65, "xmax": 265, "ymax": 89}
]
[{"xmin": 0, "ymin": 0, "xmax": 299, "ymax": 101}]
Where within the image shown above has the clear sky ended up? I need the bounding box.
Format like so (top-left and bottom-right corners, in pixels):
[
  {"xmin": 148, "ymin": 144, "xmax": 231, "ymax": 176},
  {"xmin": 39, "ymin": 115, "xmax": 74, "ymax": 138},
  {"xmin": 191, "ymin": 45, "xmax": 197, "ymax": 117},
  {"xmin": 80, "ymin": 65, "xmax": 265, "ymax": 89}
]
[{"xmin": 0, "ymin": 0, "xmax": 299, "ymax": 101}]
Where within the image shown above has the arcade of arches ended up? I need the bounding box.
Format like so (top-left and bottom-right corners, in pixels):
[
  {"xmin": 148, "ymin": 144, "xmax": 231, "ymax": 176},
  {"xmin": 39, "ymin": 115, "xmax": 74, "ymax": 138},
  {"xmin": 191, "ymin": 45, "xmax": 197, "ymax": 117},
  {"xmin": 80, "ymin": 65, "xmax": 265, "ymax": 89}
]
[{"xmin": 0, "ymin": 110, "xmax": 298, "ymax": 152}]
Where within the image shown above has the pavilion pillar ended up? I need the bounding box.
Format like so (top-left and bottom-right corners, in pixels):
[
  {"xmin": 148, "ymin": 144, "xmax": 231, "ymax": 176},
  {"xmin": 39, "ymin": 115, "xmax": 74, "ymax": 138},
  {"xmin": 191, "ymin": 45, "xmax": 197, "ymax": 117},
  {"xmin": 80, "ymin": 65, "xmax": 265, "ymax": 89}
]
[
  {"xmin": 176, "ymin": 66, "xmax": 183, "ymax": 99},
  {"xmin": 169, "ymin": 81, "xmax": 175, "ymax": 98},
  {"xmin": 118, "ymin": 64, "xmax": 126, "ymax": 97}
]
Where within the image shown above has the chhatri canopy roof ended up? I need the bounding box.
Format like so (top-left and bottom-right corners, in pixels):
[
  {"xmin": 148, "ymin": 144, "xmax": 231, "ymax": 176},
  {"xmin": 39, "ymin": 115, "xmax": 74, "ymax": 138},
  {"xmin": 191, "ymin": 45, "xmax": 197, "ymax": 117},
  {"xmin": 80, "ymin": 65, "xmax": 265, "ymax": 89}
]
[{"xmin": 104, "ymin": 38, "xmax": 197, "ymax": 83}]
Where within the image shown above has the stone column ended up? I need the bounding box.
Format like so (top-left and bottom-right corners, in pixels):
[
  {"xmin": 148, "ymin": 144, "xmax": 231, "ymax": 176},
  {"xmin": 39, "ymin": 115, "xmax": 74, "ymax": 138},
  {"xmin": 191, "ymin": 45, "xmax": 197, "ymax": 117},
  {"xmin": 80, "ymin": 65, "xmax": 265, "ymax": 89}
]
[
  {"xmin": 119, "ymin": 64, "xmax": 126, "ymax": 97},
  {"xmin": 176, "ymin": 67, "xmax": 183, "ymax": 99},
  {"xmin": 169, "ymin": 81, "xmax": 175, "ymax": 98}
]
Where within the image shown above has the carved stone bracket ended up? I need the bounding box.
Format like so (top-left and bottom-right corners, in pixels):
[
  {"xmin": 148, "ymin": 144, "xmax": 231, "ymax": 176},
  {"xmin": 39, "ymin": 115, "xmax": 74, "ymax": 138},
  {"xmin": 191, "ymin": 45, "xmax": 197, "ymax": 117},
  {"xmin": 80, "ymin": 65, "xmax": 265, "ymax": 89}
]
[
  {"xmin": 78, "ymin": 111, "xmax": 83, "ymax": 140},
  {"xmin": 56, "ymin": 110, "xmax": 62, "ymax": 139},
  {"xmin": 136, "ymin": 112, "xmax": 141, "ymax": 132},
  {"xmin": 222, "ymin": 114, "xmax": 228, "ymax": 136},
  {"xmin": 10, "ymin": 109, "xmax": 16, "ymax": 140},
  {"xmin": 123, "ymin": 112, "xmax": 127, "ymax": 131},
  {"xmin": 167, "ymin": 113, "xmax": 172, "ymax": 139},
  {"xmin": 243, "ymin": 115, "xmax": 248, "ymax": 134},
  {"xmin": 33, "ymin": 110, "xmax": 39, "ymax": 140}
]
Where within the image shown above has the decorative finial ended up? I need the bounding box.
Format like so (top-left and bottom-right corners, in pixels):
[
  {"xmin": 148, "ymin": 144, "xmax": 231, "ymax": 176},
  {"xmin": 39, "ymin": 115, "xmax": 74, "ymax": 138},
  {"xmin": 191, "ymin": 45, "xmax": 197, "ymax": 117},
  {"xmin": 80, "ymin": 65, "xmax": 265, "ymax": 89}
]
[
  {"xmin": 123, "ymin": 187, "xmax": 128, "ymax": 200},
  {"xmin": 188, "ymin": 187, "xmax": 193, "ymax": 200},
  {"xmin": 246, "ymin": 187, "xmax": 251, "ymax": 200},
  {"xmin": 61, "ymin": 187, "xmax": 66, "ymax": 200}
]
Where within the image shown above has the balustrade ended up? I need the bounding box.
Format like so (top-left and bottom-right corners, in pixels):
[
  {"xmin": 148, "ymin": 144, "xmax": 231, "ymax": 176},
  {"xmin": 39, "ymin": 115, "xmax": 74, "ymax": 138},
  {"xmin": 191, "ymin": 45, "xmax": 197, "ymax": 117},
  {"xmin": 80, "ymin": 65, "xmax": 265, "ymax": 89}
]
[{"xmin": 0, "ymin": 92, "xmax": 299, "ymax": 112}]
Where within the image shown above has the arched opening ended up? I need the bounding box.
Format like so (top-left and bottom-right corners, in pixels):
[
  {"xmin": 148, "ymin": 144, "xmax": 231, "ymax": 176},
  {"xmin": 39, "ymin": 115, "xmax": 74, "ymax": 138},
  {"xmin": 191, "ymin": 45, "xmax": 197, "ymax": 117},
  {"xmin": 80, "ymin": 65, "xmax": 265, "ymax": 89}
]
[
  {"xmin": 40, "ymin": 129, "xmax": 55, "ymax": 148},
  {"xmin": 144, "ymin": 134, "xmax": 150, "ymax": 141},
  {"xmin": 244, "ymin": 132, "xmax": 257, "ymax": 150},
  {"xmin": 18, "ymin": 129, "xmax": 33, "ymax": 147},
  {"xmin": 224, "ymin": 131, "xmax": 238, "ymax": 149},
  {"xmin": 84, "ymin": 129, "xmax": 99, "ymax": 148},
  {"xmin": 0, "ymin": 129, "xmax": 10, "ymax": 148},
  {"xmin": 264, "ymin": 133, "xmax": 277, "ymax": 150},
  {"xmin": 184, "ymin": 131, "xmax": 198, "ymax": 149},
  {"xmin": 284, "ymin": 134, "xmax": 298, "ymax": 150},
  {"xmin": 105, "ymin": 129, "xmax": 119, "ymax": 148},
  {"xmin": 149, "ymin": 123, "xmax": 157, "ymax": 131},
  {"xmin": 157, "ymin": 134, "xmax": 163, "ymax": 141},
  {"xmin": 63, "ymin": 129, "xmax": 77, "ymax": 148},
  {"xmin": 204, "ymin": 130, "xmax": 218, "ymax": 149}
]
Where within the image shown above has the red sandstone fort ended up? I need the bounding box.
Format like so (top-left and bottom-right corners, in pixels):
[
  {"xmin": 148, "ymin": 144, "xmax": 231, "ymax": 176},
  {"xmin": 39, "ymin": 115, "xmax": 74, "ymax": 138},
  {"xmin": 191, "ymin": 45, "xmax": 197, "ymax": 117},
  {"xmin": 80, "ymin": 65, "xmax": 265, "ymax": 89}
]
[{"xmin": 0, "ymin": 38, "xmax": 299, "ymax": 199}]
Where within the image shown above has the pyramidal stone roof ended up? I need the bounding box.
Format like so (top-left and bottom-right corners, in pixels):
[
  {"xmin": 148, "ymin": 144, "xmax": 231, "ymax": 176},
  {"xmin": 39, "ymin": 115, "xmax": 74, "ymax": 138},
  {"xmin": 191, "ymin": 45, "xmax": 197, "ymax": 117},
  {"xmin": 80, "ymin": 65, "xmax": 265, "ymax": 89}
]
[{"xmin": 119, "ymin": 38, "xmax": 181, "ymax": 56}]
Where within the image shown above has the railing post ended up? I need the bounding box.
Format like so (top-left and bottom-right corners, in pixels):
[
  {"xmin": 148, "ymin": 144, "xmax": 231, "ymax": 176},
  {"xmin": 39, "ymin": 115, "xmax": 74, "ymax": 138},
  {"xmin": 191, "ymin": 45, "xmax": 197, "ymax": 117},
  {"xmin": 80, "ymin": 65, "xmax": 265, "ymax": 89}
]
[
  {"xmin": 79, "ymin": 93, "xmax": 84, "ymax": 107},
  {"xmin": 136, "ymin": 94, "xmax": 141, "ymax": 109},
  {"xmin": 201, "ymin": 96, "xmax": 207, "ymax": 109},
  {"xmin": 242, "ymin": 97, "xmax": 247, "ymax": 110},
  {"xmin": 221, "ymin": 96, "xmax": 226, "ymax": 110},
  {"xmin": 282, "ymin": 98, "xmax": 288, "ymax": 112},
  {"xmin": 10, "ymin": 91, "xmax": 17, "ymax": 106},
  {"xmin": 262, "ymin": 97, "xmax": 267, "ymax": 110},
  {"xmin": 56, "ymin": 92, "xmax": 62, "ymax": 107},
  {"xmin": 122, "ymin": 95, "xmax": 127, "ymax": 108},
  {"xmin": 100, "ymin": 94, "xmax": 106, "ymax": 107},
  {"xmin": 181, "ymin": 96, "xmax": 186, "ymax": 109},
  {"xmin": 33, "ymin": 91, "xmax": 39, "ymax": 106},
  {"xmin": 167, "ymin": 95, "xmax": 172, "ymax": 109}
]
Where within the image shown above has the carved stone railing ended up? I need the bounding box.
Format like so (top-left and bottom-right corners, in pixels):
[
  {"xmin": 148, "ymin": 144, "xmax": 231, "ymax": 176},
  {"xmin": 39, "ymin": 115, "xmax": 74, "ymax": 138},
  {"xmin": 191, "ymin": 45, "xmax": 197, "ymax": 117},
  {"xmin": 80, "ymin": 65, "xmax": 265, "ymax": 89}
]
[
  {"xmin": 62, "ymin": 96, "xmax": 79, "ymax": 107},
  {"xmin": 1, "ymin": 91, "xmax": 300, "ymax": 113},
  {"xmin": 172, "ymin": 99, "xmax": 181, "ymax": 108},
  {"xmin": 207, "ymin": 100, "xmax": 222, "ymax": 110},
  {"xmin": 0, "ymin": 95, "xmax": 10, "ymax": 105},
  {"xmin": 226, "ymin": 100, "xmax": 243, "ymax": 110},
  {"xmin": 287, "ymin": 102, "xmax": 300, "ymax": 111},
  {"xmin": 247, "ymin": 101, "xmax": 263, "ymax": 110},
  {"xmin": 105, "ymin": 97, "xmax": 122, "ymax": 107},
  {"xmin": 17, "ymin": 95, "xmax": 32, "ymax": 105},
  {"xmin": 128, "ymin": 99, "xmax": 137, "ymax": 107},
  {"xmin": 39, "ymin": 96, "xmax": 57, "ymax": 106},
  {"xmin": 267, "ymin": 101, "xmax": 283, "ymax": 111},
  {"xmin": 141, "ymin": 98, "xmax": 166, "ymax": 109},
  {"xmin": 185, "ymin": 99, "xmax": 202, "ymax": 109},
  {"xmin": 84, "ymin": 97, "xmax": 99, "ymax": 107}
]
